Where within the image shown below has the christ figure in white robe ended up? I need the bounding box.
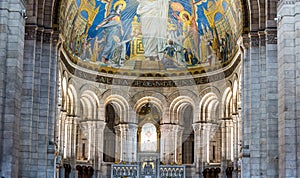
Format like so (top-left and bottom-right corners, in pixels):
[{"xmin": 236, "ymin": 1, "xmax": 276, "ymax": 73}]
[{"xmin": 137, "ymin": 0, "xmax": 169, "ymax": 60}]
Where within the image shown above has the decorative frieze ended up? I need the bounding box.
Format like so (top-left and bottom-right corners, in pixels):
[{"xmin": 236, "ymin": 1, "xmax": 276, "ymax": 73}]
[{"xmin": 60, "ymin": 50, "xmax": 241, "ymax": 87}]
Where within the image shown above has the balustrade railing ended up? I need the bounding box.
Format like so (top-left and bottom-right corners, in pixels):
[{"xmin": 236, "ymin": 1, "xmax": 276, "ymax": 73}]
[{"xmin": 111, "ymin": 164, "xmax": 185, "ymax": 178}]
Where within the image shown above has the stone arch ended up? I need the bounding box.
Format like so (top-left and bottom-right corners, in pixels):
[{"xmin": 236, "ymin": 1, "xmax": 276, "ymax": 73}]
[
  {"xmin": 199, "ymin": 86, "xmax": 222, "ymax": 100},
  {"xmin": 131, "ymin": 91, "xmax": 167, "ymax": 123},
  {"xmin": 199, "ymin": 92, "xmax": 220, "ymax": 123},
  {"xmin": 232, "ymin": 74, "xmax": 240, "ymax": 113},
  {"xmin": 103, "ymin": 94, "xmax": 130, "ymax": 123},
  {"xmin": 79, "ymin": 90, "xmax": 101, "ymax": 120},
  {"xmin": 131, "ymin": 90, "xmax": 167, "ymax": 105},
  {"xmin": 67, "ymin": 83, "xmax": 78, "ymax": 115},
  {"xmin": 221, "ymin": 87, "xmax": 233, "ymax": 118},
  {"xmin": 247, "ymin": 0, "xmax": 259, "ymax": 31},
  {"xmin": 167, "ymin": 89, "xmax": 199, "ymax": 104},
  {"xmin": 169, "ymin": 96, "xmax": 196, "ymax": 125},
  {"xmin": 61, "ymin": 72, "xmax": 68, "ymax": 111},
  {"xmin": 42, "ymin": 0, "xmax": 56, "ymax": 28},
  {"xmin": 241, "ymin": 0, "xmax": 250, "ymax": 32},
  {"xmin": 134, "ymin": 96, "xmax": 164, "ymax": 119},
  {"xmin": 258, "ymin": 0, "xmax": 266, "ymax": 29}
]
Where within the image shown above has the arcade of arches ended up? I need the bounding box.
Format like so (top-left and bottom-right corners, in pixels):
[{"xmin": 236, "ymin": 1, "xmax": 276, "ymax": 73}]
[{"xmin": 0, "ymin": 0, "xmax": 300, "ymax": 178}]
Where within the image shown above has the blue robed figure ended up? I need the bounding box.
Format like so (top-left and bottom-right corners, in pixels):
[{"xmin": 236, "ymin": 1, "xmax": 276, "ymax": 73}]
[{"xmin": 95, "ymin": 0, "xmax": 127, "ymax": 63}]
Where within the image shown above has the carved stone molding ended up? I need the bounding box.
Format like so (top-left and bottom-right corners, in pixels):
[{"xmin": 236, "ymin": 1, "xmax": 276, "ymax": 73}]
[
  {"xmin": 242, "ymin": 34, "xmax": 250, "ymax": 49},
  {"xmin": 249, "ymin": 32, "xmax": 259, "ymax": 47},
  {"xmin": 265, "ymin": 30, "xmax": 277, "ymax": 44},
  {"xmin": 52, "ymin": 31, "xmax": 60, "ymax": 44},
  {"xmin": 258, "ymin": 31, "xmax": 266, "ymax": 46},
  {"xmin": 278, "ymin": 0, "xmax": 296, "ymax": 9}
]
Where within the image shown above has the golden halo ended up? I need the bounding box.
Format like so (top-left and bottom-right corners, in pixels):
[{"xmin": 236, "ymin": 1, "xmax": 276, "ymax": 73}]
[
  {"xmin": 179, "ymin": 11, "xmax": 191, "ymax": 22},
  {"xmin": 114, "ymin": 0, "xmax": 127, "ymax": 11}
]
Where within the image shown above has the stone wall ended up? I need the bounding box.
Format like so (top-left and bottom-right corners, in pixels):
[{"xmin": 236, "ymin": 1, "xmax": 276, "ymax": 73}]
[
  {"xmin": 278, "ymin": 1, "xmax": 300, "ymax": 177},
  {"xmin": 0, "ymin": 0, "xmax": 25, "ymax": 177}
]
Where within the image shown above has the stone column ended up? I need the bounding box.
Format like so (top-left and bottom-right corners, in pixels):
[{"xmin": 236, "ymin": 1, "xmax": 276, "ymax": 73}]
[
  {"xmin": 63, "ymin": 115, "xmax": 71, "ymax": 158},
  {"xmin": 93, "ymin": 120, "xmax": 106, "ymax": 178},
  {"xmin": 115, "ymin": 124, "xmax": 138, "ymax": 163},
  {"xmin": 220, "ymin": 118, "xmax": 234, "ymax": 178},
  {"xmin": 0, "ymin": 0, "xmax": 25, "ymax": 177},
  {"xmin": 71, "ymin": 117, "xmax": 79, "ymax": 159},
  {"xmin": 63, "ymin": 115, "xmax": 77, "ymax": 177},
  {"xmin": 265, "ymin": 29, "xmax": 278, "ymax": 177},
  {"xmin": 277, "ymin": 1, "xmax": 299, "ymax": 177},
  {"xmin": 175, "ymin": 125, "xmax": 184, "ymax": 164},
  {"xmin": 220, "ymin": 119, "xmax": 227, "ymax": 178},
  {"xmin": 258, "ymin": 31, "xmax": 268, "ymax": 177},
  {"xmin": 192, "ymin": 123, "xmax": 204, "ymax": 176},
  {"xmin": 19, "ymin": 25, "xmax": 36, "ymax": 177},
  {"xmin": 37, "ymin": 29, "xmax": 53, "ymax": 177},
  {"xmin": 58, "ymin": 111, "xmax": 67, "ymax": 158},
  {"xmin": 126, "ymin": 124, "xmax": 138, "ymax": 163},
  {"xmin": 232, "ymin": 114, "xmax": 240, "ymax": 178},
  {"xmin": 86, "ymin": 121, "xmax": 96, "ymax": 161},
  {"xmin": 114, "ymin": 126, "xmax": 121, "ymax": 163},
  {"xmin": 203, "ymin": 123, "xmax": 212, "ymax": 164},
  {"xmin": 249, "ymin": 32, "xmax": 262, "ymax": 177},
  {"xmin": 241, "ymin": 34, "xmax": 251, "ymax": 178},
  {"xmin": 160, "ymin": 124, "xmax": 178, "ymax": 164},
  {"xmin": 29, "ymin": 28, "xmax": 43, "ymax": 178}
]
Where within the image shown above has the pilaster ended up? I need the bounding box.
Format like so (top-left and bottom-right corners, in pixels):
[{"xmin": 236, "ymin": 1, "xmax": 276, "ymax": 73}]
[
  {"xmin": 220, "ymin": 118, "xmax": 234, "ymax": 178},
  {"xmin": 114, "ymin": 123, "xmax": 137, "ymax": 163},
  {"xmin": 175, "ymin": 125, "xmax": 184, "ymax": 164},
  {"xmin": 160, "ymin": 124, "xmax": 180, "ymax": 164},
  {"xmin": 278, "ymin": 1, "xmax": 298, "ymax": 177},
  {"xmin": 295, "ymin": 2, "xmax": 300, "ymax": 176},
  {"xmin": 241, "ymin": 34, "xmax": 251, "ymax": 178},
  {"xmin": 232, "ymin": 114, "xmax": 241, "ymax": 178},
  {"xmin": 265, "ymin": 28, "xmax": 279, "ymax": 177},
  {"xmin": 19, "ymin": 25, "xmax": 37, "ymax": 177},
  {"xmin": 259, "ymin": 31, "xmax": 268, "ymax": 176},
  {"xmin": 192, "ymin": 122, "xmax": 205, "ymax": 176},
  {"xmin": 93, "ymin": 120, "xmax": 106, "ymax": 178},
  {"xmin": 0, "ymin": 0, "xmax": 25, "ymax": 177}
]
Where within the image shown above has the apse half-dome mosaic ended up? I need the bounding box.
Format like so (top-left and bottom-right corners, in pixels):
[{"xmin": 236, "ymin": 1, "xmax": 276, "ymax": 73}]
[{"xmin": 60, "ymin": 0, "xmax": 242, "ymax": 73}]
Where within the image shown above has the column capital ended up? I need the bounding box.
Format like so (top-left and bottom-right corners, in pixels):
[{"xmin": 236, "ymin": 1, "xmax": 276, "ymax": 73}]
[
  {"xmin": 192, "ymin": 122, "xmax": 206, "ymax": 131},
  {"xmin": 242, "ymin": 34, "xmax": 250, "ymax": 49},
  {"xmin": 80, "ymin": 120, "xmax": 106, "ymax": 130},
  {"xmin": 115, "ymin": 123, "xmax": 138, "ymax": 132},
  {"xmin": 36, "ymin": 27, "xmax": 44, "ymax": 41},
  {"xmin": 60, "ymin": 110, "xmax": 68, "ymax": 117},
  {"xmin": 249, "ymin": 32, "xmax": 259, "ymax": 47},
  {"xmin": 265, "ymin": 29, "xmax": 277, "ymax": 44},
  {"xmin": 160, "ymin": 124, "xmax": 180, "ymax": 132},
  {"xmin": 43, "ymin": 29, "xmax": 53, "ymax": 43},
  {"xmin": 258, "ymin": 31, "xmax": 266, "ymax": 46},
  {"xmin": 25, "ymin": 25, "xmax": 37, "ymax": 40}
]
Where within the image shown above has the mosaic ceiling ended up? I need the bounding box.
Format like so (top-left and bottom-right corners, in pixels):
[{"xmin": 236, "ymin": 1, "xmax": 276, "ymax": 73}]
[{"xmin": 60, "ymin": 0, "xmax": 242, "ymax": 73}]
